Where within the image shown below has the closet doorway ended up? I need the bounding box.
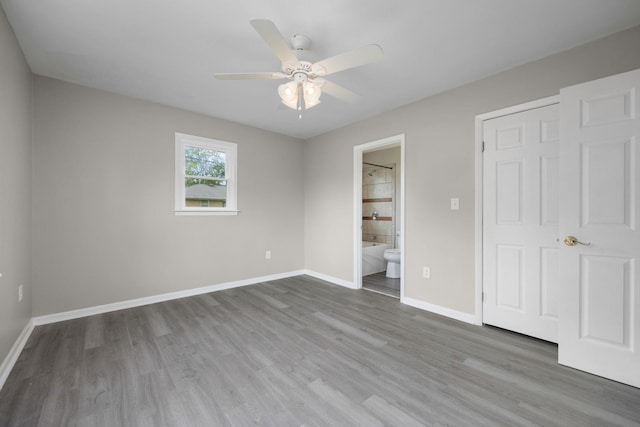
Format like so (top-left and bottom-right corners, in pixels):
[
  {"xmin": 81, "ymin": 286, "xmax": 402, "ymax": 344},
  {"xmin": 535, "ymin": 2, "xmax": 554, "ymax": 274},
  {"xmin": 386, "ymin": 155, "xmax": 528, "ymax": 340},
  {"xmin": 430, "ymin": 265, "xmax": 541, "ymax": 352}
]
[
  {"xmin": 353, "ymin": 134, "xmax": 405, "ymax": 299},
  {"xmin": 480, "ymin": 98, "xmax": 560, "ymax": 343},
  {"xmin": 476, "ymin": 67, "xmax": 640, "ymax": 388}
]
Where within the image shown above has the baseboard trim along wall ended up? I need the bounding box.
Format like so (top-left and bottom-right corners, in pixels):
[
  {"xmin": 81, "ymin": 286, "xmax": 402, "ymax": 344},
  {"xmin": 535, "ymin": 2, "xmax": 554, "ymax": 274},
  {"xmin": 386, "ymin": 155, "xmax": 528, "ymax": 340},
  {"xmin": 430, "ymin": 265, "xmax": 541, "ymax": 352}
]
[
  {"xmin": 303, "ymin": 270, "xmax": 356, "ymax": 289},
  {"xmin": 0, "ymin": 320, "xmax": 35, "ymax": 392},
  {"xmin": 32, "ymin": 270, "xmax": 306, "ymax": 326},
  {"xmin": 402, "ymin": 296, "xmax": 480, "ymax": 325},
  {"xmin": 303, "ymin": 271, "xmax": 480, "ymax": 326}
]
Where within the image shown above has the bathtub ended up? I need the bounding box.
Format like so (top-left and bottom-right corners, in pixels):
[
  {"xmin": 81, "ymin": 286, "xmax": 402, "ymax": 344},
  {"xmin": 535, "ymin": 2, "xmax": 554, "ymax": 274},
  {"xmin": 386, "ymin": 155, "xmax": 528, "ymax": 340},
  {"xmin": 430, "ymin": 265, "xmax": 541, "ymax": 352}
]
[{"xmin": 362, "ymin": 241, "xmax": 392, "ymax": 276}]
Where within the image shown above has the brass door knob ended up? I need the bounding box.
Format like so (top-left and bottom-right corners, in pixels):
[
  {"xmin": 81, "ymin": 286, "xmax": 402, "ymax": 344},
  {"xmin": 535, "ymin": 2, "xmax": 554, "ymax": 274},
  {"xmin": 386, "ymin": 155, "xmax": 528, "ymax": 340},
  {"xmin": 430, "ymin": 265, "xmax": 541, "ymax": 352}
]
[{"xmin": 563, "ymin": 236, "xmax": 591, "ymax": 246}]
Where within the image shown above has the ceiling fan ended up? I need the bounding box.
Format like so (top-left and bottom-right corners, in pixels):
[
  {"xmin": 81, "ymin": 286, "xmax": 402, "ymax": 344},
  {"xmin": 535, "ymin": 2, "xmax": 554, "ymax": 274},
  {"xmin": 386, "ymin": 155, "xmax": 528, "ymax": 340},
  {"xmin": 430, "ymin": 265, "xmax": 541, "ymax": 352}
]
[{"xmin": 214, "ymin": 19, "xmax": 384, "ymax": 117}]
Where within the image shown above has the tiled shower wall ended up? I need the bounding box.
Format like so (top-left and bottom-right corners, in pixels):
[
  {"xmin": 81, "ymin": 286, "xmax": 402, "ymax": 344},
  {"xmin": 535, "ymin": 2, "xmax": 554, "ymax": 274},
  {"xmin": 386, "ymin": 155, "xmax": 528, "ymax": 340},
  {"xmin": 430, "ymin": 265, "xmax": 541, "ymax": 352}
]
[{"xmin": 363, "ymin": 164, "xmax": 395, "ymax": 244}]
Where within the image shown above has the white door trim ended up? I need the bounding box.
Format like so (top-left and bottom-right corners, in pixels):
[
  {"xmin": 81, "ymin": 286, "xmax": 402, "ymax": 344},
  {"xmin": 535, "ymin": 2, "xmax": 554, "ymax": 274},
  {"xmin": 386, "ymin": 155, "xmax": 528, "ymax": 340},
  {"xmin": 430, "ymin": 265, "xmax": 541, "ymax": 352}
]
[
  {"xmin": 353, "ymin": 134, "xmax": 405, "ymax": 299},
  {"xmin": 474, "ymin": 96, "xmax": 559, "ymax": 325}
]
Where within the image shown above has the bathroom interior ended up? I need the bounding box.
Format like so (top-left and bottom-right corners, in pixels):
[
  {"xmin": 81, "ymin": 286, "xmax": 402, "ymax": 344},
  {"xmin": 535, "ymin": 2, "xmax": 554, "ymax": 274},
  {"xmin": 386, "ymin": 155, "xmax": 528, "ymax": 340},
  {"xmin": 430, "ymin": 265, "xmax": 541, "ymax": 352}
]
[{"xmin": 362, "ymin": 146, "xmax": 401, "ymax": 298}]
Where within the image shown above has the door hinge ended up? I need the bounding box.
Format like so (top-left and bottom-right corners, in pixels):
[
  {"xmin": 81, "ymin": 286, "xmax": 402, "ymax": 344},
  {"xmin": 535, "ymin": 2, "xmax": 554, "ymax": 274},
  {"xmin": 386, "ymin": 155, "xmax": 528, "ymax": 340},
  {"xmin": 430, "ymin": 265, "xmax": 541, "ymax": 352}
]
[{"xmin": 482, "ymin": 141, "xmax": 485, "ymax": 152}]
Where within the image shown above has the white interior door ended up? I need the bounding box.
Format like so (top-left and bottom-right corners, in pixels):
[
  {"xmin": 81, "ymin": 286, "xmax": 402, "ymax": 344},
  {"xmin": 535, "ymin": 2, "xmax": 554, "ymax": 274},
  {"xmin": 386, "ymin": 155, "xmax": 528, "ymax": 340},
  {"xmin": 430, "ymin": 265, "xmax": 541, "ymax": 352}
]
[
  {"xmin": 558, "ymin": 68, "xmax": 640, "ymax": 388},
  {"xmin": 483, "ymin": 104, "xmax": 560, "ymax": 343}
]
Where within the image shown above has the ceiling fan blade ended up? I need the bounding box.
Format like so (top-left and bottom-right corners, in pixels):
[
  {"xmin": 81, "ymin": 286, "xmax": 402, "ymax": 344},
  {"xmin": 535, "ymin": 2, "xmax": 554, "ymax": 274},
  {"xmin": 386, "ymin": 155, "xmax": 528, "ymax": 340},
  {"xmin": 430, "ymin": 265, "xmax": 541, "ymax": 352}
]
[
  {"xmin": 250, "ymin": 19, "xmax": 299, "ymax": 67},
  {"xmin": 214, "ymin": 72, "xmax": 286, "ymax": 80},
  {"xmin": 312, "ymin": 44, "xmax": 383, "ymax": 76},
  {"xmin": 319, "ymin": 79, "xmax": 361, "ymax": 104}
]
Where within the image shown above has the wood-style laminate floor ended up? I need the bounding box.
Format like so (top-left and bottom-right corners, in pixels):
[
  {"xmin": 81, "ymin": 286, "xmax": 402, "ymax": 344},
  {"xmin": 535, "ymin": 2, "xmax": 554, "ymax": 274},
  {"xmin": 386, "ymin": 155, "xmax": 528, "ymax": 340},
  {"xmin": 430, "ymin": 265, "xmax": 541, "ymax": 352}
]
[
  {"xmin": 362, "ymin": 272, "xmax": 400, "ymax": 299},
  {"xmin": 1, "ymin": 275, "xmax": 639, "ymax": 426}
]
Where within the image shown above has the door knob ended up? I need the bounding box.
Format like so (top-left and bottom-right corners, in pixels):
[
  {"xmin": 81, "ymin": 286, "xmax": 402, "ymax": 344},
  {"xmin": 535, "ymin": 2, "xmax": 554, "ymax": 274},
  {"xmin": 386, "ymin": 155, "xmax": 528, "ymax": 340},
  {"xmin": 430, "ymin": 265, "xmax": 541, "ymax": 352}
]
[{"xmin": 563, "ymin": 236, "xmax": 591, "ymax": 246}]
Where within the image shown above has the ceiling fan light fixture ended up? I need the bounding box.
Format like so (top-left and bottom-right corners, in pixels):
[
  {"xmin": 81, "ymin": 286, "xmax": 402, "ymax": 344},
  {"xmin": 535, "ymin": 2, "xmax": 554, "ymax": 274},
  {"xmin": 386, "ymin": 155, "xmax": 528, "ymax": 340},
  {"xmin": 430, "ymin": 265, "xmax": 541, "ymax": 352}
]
[
  {"xmin": 278, "ymin": 81, "xmax": 298, "ymax": 109},
  {"xmin": 278, "ymin": 80, "xmax": 322, "ymax": 111},
  {"xmin": 303, "ymin": 81, "xmax": 321, "ymax": 108}
]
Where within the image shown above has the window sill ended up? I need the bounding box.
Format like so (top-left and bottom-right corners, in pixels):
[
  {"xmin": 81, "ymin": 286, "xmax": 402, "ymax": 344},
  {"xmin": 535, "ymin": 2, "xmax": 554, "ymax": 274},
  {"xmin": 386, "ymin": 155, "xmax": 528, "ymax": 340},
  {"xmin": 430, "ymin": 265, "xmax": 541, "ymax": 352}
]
[{"xmin": 175, "ymin": 210, "xmax": 239, "ymax": 216}]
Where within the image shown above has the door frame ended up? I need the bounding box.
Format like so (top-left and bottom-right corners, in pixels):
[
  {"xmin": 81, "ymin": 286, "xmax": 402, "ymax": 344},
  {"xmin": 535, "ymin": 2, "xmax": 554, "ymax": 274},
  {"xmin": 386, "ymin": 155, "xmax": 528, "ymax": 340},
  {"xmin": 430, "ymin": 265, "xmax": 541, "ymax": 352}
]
[
  {"xmin": 474, "ymin": 95, "xmax": 559, "ymax": 325},
  {"xmin": 353, "ymin": 134, "xmax": 405, "ymax": 299}
]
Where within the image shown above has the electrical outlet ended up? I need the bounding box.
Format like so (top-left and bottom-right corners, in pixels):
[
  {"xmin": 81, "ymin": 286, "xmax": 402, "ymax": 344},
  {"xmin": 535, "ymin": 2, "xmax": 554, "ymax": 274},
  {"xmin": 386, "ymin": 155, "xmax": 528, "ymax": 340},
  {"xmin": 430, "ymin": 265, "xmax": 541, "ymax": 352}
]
[
  {"xmin": 18, "ymin": 284, "xmax": 23, "ymax": 302},
  {"xmin": 450, "ymin": 198, "xmax": 460, "ymax": 210},
  {"xmin": 423, "ymin": 267, "xmax": 431, "ymax": 279},
  {"xmin": 265, "ymin": 250, "xmax": 271, "ymax": 260}
]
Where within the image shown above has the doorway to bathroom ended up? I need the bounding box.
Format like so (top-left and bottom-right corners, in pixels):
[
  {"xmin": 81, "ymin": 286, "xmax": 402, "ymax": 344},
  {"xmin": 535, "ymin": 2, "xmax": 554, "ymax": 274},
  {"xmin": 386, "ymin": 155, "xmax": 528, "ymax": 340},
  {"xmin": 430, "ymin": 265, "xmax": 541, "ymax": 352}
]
[{"xmin": 353, "ymin": 134, "xmax": 405, "ymax": 299}]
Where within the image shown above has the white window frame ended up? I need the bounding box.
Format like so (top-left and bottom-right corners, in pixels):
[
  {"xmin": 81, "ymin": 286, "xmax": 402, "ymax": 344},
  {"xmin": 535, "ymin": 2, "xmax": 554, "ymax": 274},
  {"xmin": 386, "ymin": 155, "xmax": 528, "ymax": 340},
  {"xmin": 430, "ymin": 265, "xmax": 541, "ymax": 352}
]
[{"xmin": 175, "ymin": 132, "xmax": 238, "ymax": 215}]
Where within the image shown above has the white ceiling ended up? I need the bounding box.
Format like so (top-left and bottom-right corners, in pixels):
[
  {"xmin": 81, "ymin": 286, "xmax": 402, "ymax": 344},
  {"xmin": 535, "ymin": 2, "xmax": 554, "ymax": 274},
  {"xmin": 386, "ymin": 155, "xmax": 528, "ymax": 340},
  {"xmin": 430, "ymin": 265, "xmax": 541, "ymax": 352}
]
[{"xmin": 3, "ymin": 0, "xmax": 640, "ymax": 139}]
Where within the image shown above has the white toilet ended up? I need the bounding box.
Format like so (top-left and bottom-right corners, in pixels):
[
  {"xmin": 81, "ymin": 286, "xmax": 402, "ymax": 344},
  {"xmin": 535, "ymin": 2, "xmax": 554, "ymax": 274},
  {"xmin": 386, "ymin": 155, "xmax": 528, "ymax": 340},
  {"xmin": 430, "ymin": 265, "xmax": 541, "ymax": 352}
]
[{"xmin": 383, "ymin": 233, "xmax": 401, "ymax": 278}]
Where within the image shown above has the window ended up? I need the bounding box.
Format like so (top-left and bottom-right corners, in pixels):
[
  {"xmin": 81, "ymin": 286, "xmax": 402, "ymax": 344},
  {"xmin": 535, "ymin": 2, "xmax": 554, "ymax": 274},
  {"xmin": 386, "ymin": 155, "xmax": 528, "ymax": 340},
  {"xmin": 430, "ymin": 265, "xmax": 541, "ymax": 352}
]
[{"xmin": 175, "ymin": 132, "xmax": 237, "ymax": 215}]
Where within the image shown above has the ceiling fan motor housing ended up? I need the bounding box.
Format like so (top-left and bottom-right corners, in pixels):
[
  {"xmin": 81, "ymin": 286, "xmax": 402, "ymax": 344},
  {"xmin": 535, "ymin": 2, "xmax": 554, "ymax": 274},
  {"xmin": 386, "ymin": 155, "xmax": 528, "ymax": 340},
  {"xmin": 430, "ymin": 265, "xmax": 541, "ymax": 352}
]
[
  {"xmin": 293, "ymin": 72, "xmax": 307, "ymax": 83},
  {"xmin": 283, "ymin": 61, "xmax": 314, "ymax": 79}
]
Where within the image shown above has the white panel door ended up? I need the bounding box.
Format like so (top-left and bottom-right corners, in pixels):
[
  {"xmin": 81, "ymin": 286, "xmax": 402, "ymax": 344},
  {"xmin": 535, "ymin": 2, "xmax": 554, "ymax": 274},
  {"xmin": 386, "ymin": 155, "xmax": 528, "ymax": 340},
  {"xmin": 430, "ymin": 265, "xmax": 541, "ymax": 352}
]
[
  {"xmin": 559, "ymin": 68, "xmax": 640, "ymax": 388},
  {"xmin": 483, "ymin": 104, "xmax": 560, "ymax": 342}
]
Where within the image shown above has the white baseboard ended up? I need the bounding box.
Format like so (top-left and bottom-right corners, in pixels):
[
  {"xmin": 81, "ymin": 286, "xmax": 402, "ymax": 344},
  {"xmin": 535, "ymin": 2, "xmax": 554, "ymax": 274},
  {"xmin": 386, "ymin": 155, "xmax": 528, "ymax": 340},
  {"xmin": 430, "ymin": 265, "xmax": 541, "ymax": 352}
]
[
  {"xmin": 303, "ymin": 270, "xmax": 356, "ymax": 289},
  {"xmin": 304, "ymin": 271, "xmax": 480, "ymax": 326},
  {"xmin": 402, "ymin": 296, "xmax": 480, "ymax": 325},
  {"xmin": 0, "ymin": 319, "xmax": 35, "ymax": 391},
  {"xmin": 33, "ymin": 270, "xmax": 305, "ymax": 326}
]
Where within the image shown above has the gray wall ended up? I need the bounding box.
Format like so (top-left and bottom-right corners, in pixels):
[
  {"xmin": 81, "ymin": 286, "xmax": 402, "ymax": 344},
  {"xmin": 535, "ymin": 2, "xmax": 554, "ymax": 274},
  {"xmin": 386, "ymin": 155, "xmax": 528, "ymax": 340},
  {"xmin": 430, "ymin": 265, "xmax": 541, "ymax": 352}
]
[
  {"xmin": 32, "ymin": 77, "xmax": 305, "ymax": 316},
  {"xmin": 304, "ymin": 26, "xmax": 640, "ymax": 315},
  {"xmin": 0, "ymin": 7, "xmax": 32, "ymax": 362}
]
